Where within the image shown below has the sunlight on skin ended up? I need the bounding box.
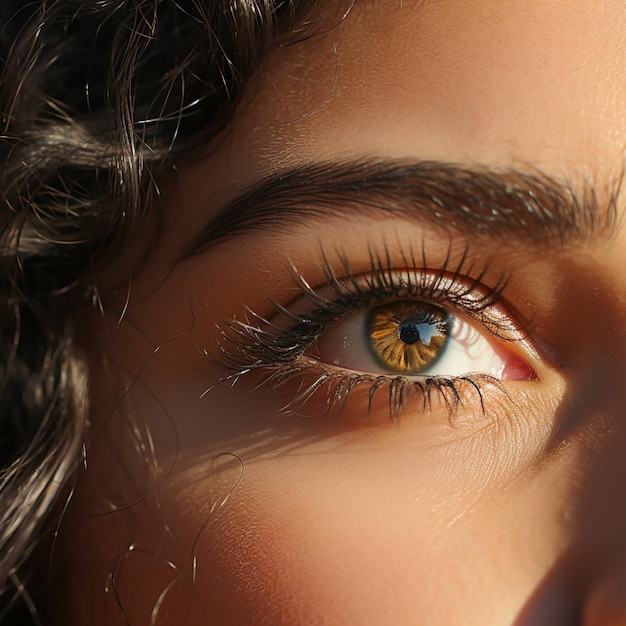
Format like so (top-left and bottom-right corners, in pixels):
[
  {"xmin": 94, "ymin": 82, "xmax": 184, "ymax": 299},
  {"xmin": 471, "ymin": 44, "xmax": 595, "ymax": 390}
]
[{"xmin": 52, "ymin": 1, "xmax": 626, "ymax": 624}]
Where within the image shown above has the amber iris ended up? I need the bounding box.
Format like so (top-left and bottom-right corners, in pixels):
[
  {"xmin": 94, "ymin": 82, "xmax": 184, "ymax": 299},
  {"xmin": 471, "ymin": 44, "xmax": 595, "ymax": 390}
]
[{"xmin": 366, "ymin": 302, "xmax": 450, "ymax": 374}]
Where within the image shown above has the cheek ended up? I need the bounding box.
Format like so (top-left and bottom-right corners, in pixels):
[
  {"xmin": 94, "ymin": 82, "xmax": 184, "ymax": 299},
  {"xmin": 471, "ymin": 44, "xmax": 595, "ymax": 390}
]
[
  {"xmin": 168, "ymin": 460, "xmax": 452, "ymax": 626},
  {"xmin": 154, "ymin": 393, "xmax": 566, "ymax": 626},
  {"xmin": 163, "ymin": 440, "xmax": 575, "ymax": 626}
]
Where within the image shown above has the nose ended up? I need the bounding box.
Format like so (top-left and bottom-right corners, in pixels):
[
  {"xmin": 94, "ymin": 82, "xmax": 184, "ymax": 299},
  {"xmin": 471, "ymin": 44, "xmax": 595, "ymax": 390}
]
[
  {"xmin": 565, "ymin": 416, "xmax": 626, "ymax": 626},
  {"xmin": 574, "ymin": 427, "xmax": 626, "ymax": 626},
  {"xmin": 583, "ymin": 565, "xmax": 626, "ymax": 626},
  {"xmin": 531, "ymin": 389, "xmax": 626, "ymax": 625},
  {"xmin": 577, "ymin": 411, "xmax": 626, "ymax": 625}
]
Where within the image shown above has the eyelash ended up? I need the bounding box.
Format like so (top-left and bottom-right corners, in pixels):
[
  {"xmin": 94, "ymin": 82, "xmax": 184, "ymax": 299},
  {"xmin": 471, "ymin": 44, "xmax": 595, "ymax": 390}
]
[{"xmin": 205, "ymin": 245, "xmax": 526, "ymax": 420}]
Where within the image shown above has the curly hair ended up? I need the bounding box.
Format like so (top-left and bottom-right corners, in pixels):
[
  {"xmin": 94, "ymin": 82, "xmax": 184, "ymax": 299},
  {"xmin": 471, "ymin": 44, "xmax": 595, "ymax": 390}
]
[{"xmin": 0, "ymin": 0, "xmax": 327, "ymax": 621}]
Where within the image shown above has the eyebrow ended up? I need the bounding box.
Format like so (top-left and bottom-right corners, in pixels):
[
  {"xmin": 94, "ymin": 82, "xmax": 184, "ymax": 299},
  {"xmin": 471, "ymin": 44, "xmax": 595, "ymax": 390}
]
[{"xmin": 184, "ymin": 159, "xmax": 619, "ymax": 255}]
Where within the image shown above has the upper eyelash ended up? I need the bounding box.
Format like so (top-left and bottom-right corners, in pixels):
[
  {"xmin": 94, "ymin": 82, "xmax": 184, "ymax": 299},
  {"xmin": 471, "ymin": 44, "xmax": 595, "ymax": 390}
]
[
  {"xmin": 203, "ymin": 244, "xmax": 522, "ymax": 419},
  {"xmin": 284, "ymin": 245, "xmax": 515, "ymax": 338}
]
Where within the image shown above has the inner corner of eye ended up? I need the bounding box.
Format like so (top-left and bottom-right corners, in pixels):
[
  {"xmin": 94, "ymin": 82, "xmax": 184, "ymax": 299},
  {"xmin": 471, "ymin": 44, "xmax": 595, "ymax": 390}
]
[
  {"xmin": 497, "ymin": 347, "xmax": 538, "ymax": 382},
  {"xmin": 309, "ymin": 301, "xmax": 538, "ymax": 382}
]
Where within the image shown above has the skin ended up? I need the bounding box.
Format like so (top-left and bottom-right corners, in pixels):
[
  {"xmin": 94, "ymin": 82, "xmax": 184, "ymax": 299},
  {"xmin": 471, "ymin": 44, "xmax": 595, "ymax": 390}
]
[{"xmin": 53, "ymin": 1, "xmax": 626, "ymax": 624}]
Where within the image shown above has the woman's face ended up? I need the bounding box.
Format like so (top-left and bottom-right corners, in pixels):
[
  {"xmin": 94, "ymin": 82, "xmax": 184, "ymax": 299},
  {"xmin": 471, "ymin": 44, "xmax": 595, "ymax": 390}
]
[{"xmin": 55, "ymin": 1, "xmax": 626, "ymax": 624}]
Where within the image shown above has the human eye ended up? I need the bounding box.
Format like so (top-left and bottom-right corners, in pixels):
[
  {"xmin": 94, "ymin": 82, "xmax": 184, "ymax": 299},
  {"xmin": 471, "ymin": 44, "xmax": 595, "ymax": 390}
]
[
  {"xmin": 208, "ymin": 245, "xmax": 540, "ymax": 420},
  {"xmin": 313, "ymin": 299, "xmax": 532, "ymax": 380}
]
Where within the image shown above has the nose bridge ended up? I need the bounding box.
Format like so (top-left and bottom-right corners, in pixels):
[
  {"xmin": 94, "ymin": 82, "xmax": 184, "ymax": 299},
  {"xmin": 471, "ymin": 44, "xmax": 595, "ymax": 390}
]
[
  {"xmin": 557, "ymin": 367, "xmax": 626, "ymax": 622},
  {"xmin": 567, "ymin": 380, "xmax": 626, "ymax": 546},
  {"xmin": 564, "ymin": 260, "xmax": 626, "ymax": 626},
  {"xmin": 552, "ymin": 259, "xmax": 626, "ymax": 540}
]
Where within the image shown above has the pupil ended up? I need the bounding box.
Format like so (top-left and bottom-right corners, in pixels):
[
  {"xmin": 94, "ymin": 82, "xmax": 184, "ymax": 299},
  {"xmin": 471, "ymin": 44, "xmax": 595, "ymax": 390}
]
[{"xmin": 398, "ymin": 319, "xmax": 423, "ymax": 345}]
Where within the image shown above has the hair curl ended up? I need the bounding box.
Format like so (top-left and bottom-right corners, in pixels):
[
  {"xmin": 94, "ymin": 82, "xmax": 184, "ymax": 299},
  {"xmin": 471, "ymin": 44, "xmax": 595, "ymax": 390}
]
[{"xmin": 0, "ymin": 0, "xmax": 325, "ymax": 621}]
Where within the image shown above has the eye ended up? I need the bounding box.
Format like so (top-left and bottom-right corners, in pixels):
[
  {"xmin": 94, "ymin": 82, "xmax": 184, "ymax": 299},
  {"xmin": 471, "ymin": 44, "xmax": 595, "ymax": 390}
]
[
  {"xmin": 311, "ymin": 300, "xmax": 535, "ymax": 381},
  {"xmin": 209, "ymin": 255, "xmax": 540, "ymax": 419}
]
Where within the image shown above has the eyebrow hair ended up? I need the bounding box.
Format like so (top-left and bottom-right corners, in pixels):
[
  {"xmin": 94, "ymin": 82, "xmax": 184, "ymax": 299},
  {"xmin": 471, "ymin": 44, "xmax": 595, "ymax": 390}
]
[{"xmin": 185, "ymin": 159, "xmax": 620, "ymax": 255}]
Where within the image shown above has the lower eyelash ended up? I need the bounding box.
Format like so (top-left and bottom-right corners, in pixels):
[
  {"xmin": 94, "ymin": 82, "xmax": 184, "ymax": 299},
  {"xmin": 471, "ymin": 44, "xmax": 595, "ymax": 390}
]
[
  {"xmin": 202, "ymin": 244, "xmax": 520, "ymax": 420},
  {"xmin": 224, "ymin": 357, "xmax": 508, "ymax": 420}
]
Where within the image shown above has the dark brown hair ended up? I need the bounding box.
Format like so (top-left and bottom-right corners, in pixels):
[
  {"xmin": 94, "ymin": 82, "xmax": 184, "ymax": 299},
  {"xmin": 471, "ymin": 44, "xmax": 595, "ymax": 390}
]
[{"xmin": 0, "ymin": 0, "xmax": 324, "ymax": 621}]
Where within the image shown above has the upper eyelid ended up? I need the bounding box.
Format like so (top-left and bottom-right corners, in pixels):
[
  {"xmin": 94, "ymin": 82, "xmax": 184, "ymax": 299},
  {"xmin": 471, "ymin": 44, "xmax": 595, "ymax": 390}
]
[
  {"xmin": 280, "ymin": 249, "xmax": 515, "ymax": 327},
  {"xmin": 280, "ymin": 268, "xmax": 526, "ymax": 346}
]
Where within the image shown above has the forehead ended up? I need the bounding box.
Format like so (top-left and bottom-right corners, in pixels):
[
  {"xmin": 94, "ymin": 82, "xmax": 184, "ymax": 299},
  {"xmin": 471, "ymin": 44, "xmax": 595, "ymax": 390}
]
[{"xmin": 217, "ymin": 0, "xmax": 626, "ymax": 185}]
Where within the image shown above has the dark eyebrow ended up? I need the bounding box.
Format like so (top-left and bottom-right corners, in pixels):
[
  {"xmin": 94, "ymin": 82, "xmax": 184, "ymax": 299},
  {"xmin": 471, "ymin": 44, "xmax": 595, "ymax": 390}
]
[{"xmin": 185, "ymin": 159, "xmax": 619, "ymax": 255}]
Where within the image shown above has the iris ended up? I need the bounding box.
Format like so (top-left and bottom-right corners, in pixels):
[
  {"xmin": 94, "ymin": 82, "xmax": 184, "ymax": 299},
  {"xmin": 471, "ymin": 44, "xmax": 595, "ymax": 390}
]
[{"xmin": 367, "ymin": 303, "xmax": 450, "ymax": 373}]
